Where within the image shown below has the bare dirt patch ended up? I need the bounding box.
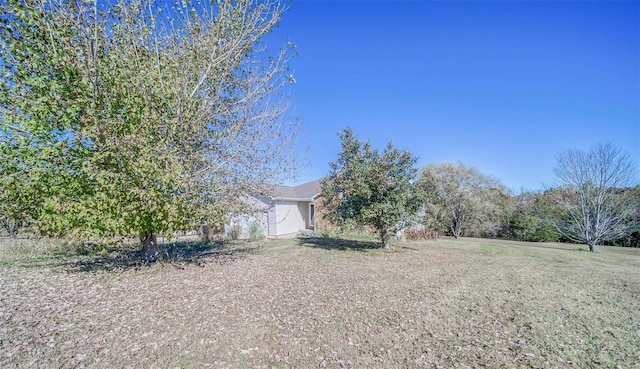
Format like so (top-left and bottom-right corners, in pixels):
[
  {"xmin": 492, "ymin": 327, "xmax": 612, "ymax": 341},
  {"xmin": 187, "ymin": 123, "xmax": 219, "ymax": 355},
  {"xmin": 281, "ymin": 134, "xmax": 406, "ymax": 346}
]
[{"xmin": 1, "ymin": 237, "xmax": 639, "ymax": 368}]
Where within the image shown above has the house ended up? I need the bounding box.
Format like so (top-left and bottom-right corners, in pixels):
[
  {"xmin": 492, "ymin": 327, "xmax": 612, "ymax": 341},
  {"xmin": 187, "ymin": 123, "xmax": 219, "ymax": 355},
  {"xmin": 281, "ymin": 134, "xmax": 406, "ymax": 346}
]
[
  {"xmin": 232, "ymin": 179, "xmax": 323, "ymax": 238},
  {"xmin": 258, "ymin": 179, "xmax": 322, "ymax": 237}
]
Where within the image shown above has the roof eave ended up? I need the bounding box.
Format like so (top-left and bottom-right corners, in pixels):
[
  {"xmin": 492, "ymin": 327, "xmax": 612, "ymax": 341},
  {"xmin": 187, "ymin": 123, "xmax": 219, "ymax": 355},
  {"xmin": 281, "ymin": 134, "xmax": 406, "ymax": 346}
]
[{"xmin": 273, "ymin": 197, "xmax": 314, "ymax": 202}]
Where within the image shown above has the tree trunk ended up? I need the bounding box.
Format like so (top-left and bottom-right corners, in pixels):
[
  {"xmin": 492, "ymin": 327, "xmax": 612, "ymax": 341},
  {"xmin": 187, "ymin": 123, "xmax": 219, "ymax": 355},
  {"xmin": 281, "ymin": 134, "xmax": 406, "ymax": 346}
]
[
  {"xmin": 588, "ymin": 242, "xmax": 596, "ymax": 252},
  {"xmin": 201, "ymin": 224, "xmax": 211, "ymax": 244},
  {"xmin": 141, "ymin": 231, "xmax": 160, "ymax": 262},
  {"xmin": 451, "ymin": 221, "xmax": 461, "ymax": 239},
  {"xmin": 9, "ymin": 223, "xmax": 19, "ymax": 239},
  {"xmin": 381, "ymin": 231, "xmax": 391, "ymax": 250},
  {"xmin": 3, "ymin": 219, "xmax": 20, "ymax": 238}
]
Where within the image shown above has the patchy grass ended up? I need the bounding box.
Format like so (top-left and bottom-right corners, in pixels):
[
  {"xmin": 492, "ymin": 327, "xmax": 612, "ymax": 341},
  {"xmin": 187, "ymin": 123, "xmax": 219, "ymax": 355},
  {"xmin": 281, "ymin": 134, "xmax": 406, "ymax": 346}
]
[{"xmin": 1, "ymin": 236, "xmax": 639, "ymax": 368}]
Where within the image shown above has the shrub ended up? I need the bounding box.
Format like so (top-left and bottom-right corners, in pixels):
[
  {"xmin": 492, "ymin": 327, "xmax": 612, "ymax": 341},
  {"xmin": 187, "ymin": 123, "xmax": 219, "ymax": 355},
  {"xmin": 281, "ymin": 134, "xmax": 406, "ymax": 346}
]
[
  {"xmin": 404, "ymin": 225, "xmax": 438, "ymax": 241},
  {"xmin": 248, "ymin": 221, "xmax": 264, "ymax": 241},
  {"xmin": 201, "ymin": 223, "xmax": 225, "ymax": 243},
  {"xmin": 228, "ymin": 224, "xmax": 242, "ymax": 241}
]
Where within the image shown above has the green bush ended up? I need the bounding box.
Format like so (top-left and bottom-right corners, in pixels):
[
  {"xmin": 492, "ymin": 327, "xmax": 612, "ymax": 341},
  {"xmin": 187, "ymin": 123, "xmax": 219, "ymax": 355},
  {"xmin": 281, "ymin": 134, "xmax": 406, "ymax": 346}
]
[{"xmin": 248, "ymin": 221, "xmax": 264, "ymax": 241}]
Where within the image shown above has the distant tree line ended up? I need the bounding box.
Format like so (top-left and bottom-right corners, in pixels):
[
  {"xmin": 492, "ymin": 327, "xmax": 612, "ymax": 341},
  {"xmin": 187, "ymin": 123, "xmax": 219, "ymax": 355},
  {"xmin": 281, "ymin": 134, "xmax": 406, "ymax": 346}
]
[{"xmin": 322, "ymin": 130, "xmax": 639, "ymax": 250}]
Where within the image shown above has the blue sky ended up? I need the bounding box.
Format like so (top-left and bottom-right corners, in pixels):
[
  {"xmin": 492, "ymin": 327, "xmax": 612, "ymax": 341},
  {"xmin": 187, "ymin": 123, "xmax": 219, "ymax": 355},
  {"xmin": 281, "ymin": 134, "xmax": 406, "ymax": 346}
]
[{"xmin": 272, "ymin": 0, "xmax": 639, "ymax": 191}]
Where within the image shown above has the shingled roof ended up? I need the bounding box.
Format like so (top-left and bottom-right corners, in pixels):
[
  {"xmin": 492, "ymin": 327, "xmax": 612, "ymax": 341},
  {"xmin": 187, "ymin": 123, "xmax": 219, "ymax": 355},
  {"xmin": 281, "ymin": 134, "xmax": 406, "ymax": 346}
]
[{"xmin": 265, "ymin": 179, "xmax": 322, "ymax": 200}]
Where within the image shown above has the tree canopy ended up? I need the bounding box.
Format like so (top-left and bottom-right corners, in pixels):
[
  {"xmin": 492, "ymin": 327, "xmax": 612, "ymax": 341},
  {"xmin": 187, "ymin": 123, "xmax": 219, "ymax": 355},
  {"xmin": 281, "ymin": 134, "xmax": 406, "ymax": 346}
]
[
  {"xmin": 551, "ymin": 143, "xmax": 638, "ymax": 251},
  {"xmin": 417, "ymin": 162, "xmax": 509, "ymax": 239},
  {"xmin": 321, "ymin": 128, "xmax": 420, "ymax": 249},
  {"xmin": 0, "ymin": 0, "xmax": 300, "ymax": 260}
]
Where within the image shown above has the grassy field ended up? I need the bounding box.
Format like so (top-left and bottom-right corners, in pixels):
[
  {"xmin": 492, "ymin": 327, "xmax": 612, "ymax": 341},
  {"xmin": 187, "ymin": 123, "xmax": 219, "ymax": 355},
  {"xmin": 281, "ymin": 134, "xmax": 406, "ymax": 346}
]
[{"xmin": 1, "ymin": 236, "xmax": 639, "ymax": 368}]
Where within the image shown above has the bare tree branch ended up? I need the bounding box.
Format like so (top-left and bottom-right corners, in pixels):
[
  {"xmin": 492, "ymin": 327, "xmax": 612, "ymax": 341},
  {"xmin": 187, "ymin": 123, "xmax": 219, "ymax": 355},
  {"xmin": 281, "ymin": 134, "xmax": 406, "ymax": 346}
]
[{"xmin": 551, "ymin": 143, "xmax": 638, "ymax": 251}]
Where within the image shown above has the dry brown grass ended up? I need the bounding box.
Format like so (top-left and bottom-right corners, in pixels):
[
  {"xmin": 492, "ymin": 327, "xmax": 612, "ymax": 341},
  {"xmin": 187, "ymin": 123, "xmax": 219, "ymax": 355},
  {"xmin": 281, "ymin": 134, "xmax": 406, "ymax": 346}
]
[{"xmin": 1, "ymin": 236, "xmax": 639, "ymax": 368}]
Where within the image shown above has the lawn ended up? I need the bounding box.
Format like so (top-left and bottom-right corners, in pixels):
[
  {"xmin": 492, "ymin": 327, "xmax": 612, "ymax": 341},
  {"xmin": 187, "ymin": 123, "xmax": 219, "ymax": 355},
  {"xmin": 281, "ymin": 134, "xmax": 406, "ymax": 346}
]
[{"xmin": 1, "ymin": 236, "xmax": 639, "ymax": 368}]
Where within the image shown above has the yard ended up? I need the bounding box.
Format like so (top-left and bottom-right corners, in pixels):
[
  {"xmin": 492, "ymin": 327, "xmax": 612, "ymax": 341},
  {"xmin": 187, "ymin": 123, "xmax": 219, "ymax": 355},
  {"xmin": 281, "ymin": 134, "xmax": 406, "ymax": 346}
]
[{"xmin": 1, "ymin": 236, "xmax": 639, "ymax": 368}]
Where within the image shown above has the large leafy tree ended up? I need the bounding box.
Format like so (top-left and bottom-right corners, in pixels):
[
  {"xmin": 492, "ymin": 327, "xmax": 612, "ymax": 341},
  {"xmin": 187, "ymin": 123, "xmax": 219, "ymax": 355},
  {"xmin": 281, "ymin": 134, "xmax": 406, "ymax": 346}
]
[
  {"xmin": 418, "ymin": 162, "xmax": 509, "ymax": 239},
  {"xmin": 0, "ymin": 0, "xmax": 300, "ymax": 260},
  {"xmin": 321, "ymin": 128, "xmax": 420, "ymax": 249},
  {"xmin": 552, "ymin": 143, "xmax": 638, "ymax": 252}
]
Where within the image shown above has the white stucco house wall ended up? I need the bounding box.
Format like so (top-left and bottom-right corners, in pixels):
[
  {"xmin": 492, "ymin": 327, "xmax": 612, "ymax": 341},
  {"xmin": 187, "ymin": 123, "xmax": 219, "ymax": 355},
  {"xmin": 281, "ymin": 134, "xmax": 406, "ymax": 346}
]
[{"xmin": 237, "ymin": 179, "xmax": 321, "ymax": 238}]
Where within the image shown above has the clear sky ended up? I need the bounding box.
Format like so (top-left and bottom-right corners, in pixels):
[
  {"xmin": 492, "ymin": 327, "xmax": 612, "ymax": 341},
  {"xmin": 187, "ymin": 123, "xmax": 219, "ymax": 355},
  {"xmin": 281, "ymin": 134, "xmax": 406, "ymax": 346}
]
[{"xmin": 272, "ymin": 0, "xmax": 639, "ymax": 191}]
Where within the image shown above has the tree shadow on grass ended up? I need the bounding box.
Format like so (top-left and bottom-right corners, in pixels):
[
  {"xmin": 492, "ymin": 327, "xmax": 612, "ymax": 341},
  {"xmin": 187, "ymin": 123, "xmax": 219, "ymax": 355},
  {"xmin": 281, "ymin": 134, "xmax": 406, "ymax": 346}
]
[
  {"xmin": 61, "ymin": 240, "xmax": 260, "ymax": 273},
  {"xmin": 297, "ymin": 235, "xmax": 381, "ymax": 251}
]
